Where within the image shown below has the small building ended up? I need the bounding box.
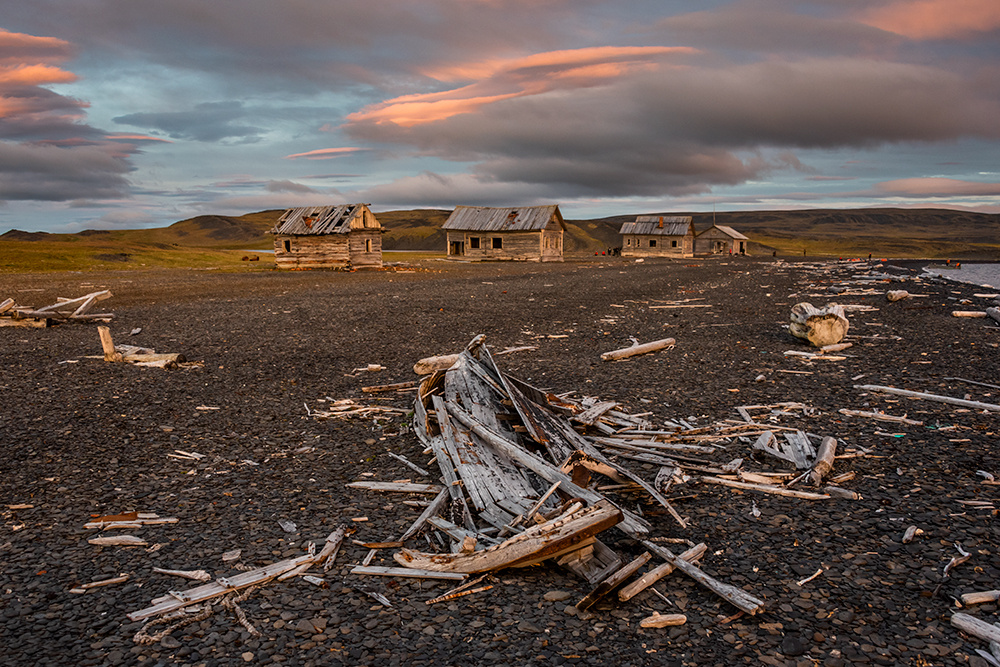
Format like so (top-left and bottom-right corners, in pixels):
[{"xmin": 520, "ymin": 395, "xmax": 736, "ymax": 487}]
[
  {"xmin": 695, "ymin": 224, "xmax": 749, "ymax": 255},
  {"xmin": 619, "ymin": 216, "xmax": 695, "ymax": 258},
  {"xmin": 442, "ymin": 205, "xmax": 565, "ymax": 262},
  {"xmin": 269, "ymin": 204, "xmax": 383, "ymax": 269}
]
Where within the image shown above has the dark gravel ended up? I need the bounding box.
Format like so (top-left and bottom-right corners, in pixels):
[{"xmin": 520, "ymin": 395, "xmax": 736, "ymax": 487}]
[{"xmin": 1, "ymin": 256, "xmax": 998, "ymax": 667}]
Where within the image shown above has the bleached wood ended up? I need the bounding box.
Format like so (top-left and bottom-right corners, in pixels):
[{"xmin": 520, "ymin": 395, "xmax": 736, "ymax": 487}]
[
  {"xmin": 639, "ymin": 613, "xmax": 687, "ymax": 628},
  {"xmin": 952, "ymin": 311, "xmax": 987, "ymax": 318},
  {"xmin": 618, "ymin": 543, "xmax": 707, "ymax": 602},
  {"xmin": 576, "ymin": 552, "xmax": 652, "ymax": 610},
  {"xmin": 987, "ymin": 308, "xmax": 1000, "ymax": 325},
  {"xmin": 700, "ymin": 476, "xmax": 831, "ymax": 500},
  {"xmin": 0, "ymin": 298, "xmax": 13, "ymax": 313},
  {"xmin": 855, "ymin": 385, "xmax": 1000, "ymax": 412},
  {"xmin": 789, "ymin": 302, "xmax": 849, "ymax": 347},
  {"xmin": 961, "ymin": 591, "xmax": 1000, "ymax": 606},
  {"xmin": 838, "ymin": 409, "xmax": 923, "ymax": 426},
  {"xmin": 346, "ymin": 481, "xmax": 444, "ymax": 494},
  {"xmin": 886, "ymin": 290, "xmax": 909, "ymax": 302},
  {"xmin": 601, "ymin": 338, "xmax": 675, "ymax": 362},
  {"xmin": 151, "ymin": 568, "xmax": 211, "ymax": 582},
  {"xmin": 88, "ymin": 535, "xmax": 147, "ymax": 546},
  {"xmin": 363, "ymin": 381, "xmax": 419, "ymax": 393},
  {"xmin": 808, "ymin": 436, "xmax": 838, "ymax": 485},
  {"xmin": 70, "ymin": 574, "xmax": 129, "ymax": 592},
  {"xmin": 350, "ymin": 566, "xmax": 467, "ymax": 581},
  {"xmin": 642, "ymin": 541, "xmax": 765, "ymax": 615},
  {"xmin": 98, "ymin": 326, "xmax": 123, "ymax": 362},
  {"xmin": 951, "ymin": 612, "xmax": 1000, "ymax": 643},
  {"xmin": 414, "ymin": 354, "xmax": 460, "ymax": 375}
]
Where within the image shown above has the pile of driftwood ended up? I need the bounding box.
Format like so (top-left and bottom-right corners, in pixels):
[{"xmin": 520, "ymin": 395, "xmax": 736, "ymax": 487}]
[
  {"xmin": 1, "ymin": 290, "xmax": 114, "ymax": 328},
  {"xmin": 344, "ymin": 334, "xmax": 777, "ymax": 617}
]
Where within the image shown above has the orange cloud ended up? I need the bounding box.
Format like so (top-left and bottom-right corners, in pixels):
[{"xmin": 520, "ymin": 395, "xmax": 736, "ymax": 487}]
[
  {"xmin": 0, "ymin": 64, "xmax": 76, "ymax": 86},
  {"xmin": 284, "ymin": 147, "xmax": 367, "ymax": 160},
  {"xmin": 105, "ymin": 133, "xmax": 174, "ymax": 143},
  {"xmin": 858, "ymin": 0, "xmax": 1000, "ymax": 39},
  {"xmin": 348, "ymin": 46, "xmax": 695, "ymax": 128},
  {"xmin": 0, "ymin": 28, "xmax": 74, "ymax": 64},
  {"xmin": 876, "ymin": 177, "xmax": 1000, "ymax": 196}
]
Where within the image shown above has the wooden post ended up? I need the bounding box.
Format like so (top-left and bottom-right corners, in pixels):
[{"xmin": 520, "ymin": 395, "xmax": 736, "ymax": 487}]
[
  {"xmin": 808, "ymin": 436, "xmax": 837, "ymax": 485},
  {"xmin": 98, "ymin": 326, "xmax": 123, "ymax": 362}
]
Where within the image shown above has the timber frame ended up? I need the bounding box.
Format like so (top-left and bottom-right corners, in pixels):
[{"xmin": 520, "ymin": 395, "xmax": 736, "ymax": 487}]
[{"xmin": 619, "ymin": 216, "xmax": 695, "ymax": 258}]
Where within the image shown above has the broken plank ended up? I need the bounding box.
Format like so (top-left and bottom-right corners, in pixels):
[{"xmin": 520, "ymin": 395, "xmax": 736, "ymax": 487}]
[
  {"xmin": 350, "ymin": 566, "xmax": 467, "ymax": 581},
  {"xmin": 641, "ymin": 541, "xmax": 765, "ymax": 615},
  {"xmin": 346, "ymin": 481, "xmax": 444, "ymax": 494},
  {"xmin": 700, "ymin": 476, "xmax": 831, "ymax": 500},
  {"xmin": 855, "ymin": 385, "xmax": 1000, "ymax": 412},
  {"xmin": 576, "ymin": 552, "xmax": 651, "ymax": 611},
  {"xmin": 601, "ymin": 338, "xmax": 675, "ymax": 362},
  {"xmin": 618, "ymin": 543, "xmax": 707, "ymax": 602},
  {"xmin": 362, "ymin": 380, "xmax": 419, "ymax": 393}
]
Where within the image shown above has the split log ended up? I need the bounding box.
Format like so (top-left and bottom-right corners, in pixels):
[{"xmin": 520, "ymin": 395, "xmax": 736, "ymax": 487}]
[
  {"xmin": 618, "ymin": 543, "xmax": 707, "ymax": 602},
  {"xmin": 639, "ymin": 613, "xmax": 687, "ymax": 628},
  {"xmin": 952, "ymin": 311, "xmax": 987, "ymax": 318},
  {"xmin": 601, "ymin": 338, "xmax": 675, "ymax": 362},
  {"xmin": 808, "ymin": 437, "xmax": 838, "ymax": 485},
  {"xmin": 641, "ymin": 541, "xmax": 766, "ymax": 615},
  {"xmin": 961, "ymin": 591, "xmax": 1000, "ymax": 606},
  {"xmin": 951, "ymin": 612, "xmax": 1000, "ymax": 643},
  {"xmin": 855, "ymin": 385, "xmax": 1000, "ymax": 412},
  {"xmin": 414, "ymin": 354, "xmax": 460, "ymax": 375},
  {"xmin": 316, "ymin": 525, "xmax": 348, "ymax": 571},
  {"xmin": 788, "ymin": 302, "xmax": 849, "ymax": 347}
]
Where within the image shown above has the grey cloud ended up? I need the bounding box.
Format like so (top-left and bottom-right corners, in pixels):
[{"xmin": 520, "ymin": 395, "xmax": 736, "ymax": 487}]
[
  {"xmin": 0, "ymin": 141, "xmax": 131, "ymax": 201},
  {"xmin": 113, "ymin": 101, "xmax": 265, "ymax": 142},
  {"xmin": 266, "ymin": 180, "xmax": 317, "ymax": 194}
]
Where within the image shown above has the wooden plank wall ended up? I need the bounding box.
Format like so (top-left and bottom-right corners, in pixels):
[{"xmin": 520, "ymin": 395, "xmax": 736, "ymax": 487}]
[
  {"xmin": 274, "ymin": 231, "xmax": 383, "ymax": 269},
  {"xmin": 621, "ymin": 234, "xmax": 693, "ymax": 258},
  {"xmin": 446, "ymin": 230, "xmax": 558, "ymax": 261}
]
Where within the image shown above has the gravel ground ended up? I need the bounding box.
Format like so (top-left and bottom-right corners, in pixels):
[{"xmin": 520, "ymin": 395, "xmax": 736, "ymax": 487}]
[{"xmin": 1, "ymin": 256, "xmax": 998, "ymax": 667}]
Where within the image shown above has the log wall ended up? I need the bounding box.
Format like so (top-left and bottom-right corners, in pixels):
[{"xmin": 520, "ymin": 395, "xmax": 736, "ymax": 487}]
[
  {"xmin": 447, "ymin": 230, "xmax": 563, "ymax": 262},
  {"xmin": 621, "ymin": 234, "xmax": 693, "ymax": 258},
  {"xmin": 273, "ymin": 231, "xmax": 382, "ymax": 269}
]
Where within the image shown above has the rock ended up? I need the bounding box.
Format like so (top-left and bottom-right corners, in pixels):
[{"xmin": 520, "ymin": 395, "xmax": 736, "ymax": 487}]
[
  {"xmin": 241, "ymin": 652, "xmax": 254, "ymax": 662},
  {"xmin": 544, "ymin": 591, "xmax": 572, "ymax": 602}
]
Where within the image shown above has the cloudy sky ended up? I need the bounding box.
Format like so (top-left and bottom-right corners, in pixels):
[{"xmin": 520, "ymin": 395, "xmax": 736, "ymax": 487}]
[{"xmin": 1, "ymin": 0, "xmax": 998, "ymax": 233}]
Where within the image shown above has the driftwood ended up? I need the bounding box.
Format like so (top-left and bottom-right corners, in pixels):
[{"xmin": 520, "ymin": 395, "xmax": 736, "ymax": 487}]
[
  {"xmin": 639, "ymin": 613, "xmax": 687, "ymax": 628},
  {"xmin": 98, "ymin": 326, "xmax": 184, "ymax": 366},
  {"xmin": 151, "ymin": 568, "xmax": 211, "ymax": 582},
  {"xmin": 808, "ymin": 436, "xmax": 837, "ymax": 485},
  {"xmin": 6, "ymin": 290, "xmax": 114, "ymax": 324},
  {"xmin": 618, "ymin": 543, "xmax": 707, "ymax": 602},
  {"xmin": 576, "ymin": 552, "xmax": 652, "ymax": 611},
  {"xmin": 952, "ymin": 311, "xmax": 988, "ymax": 318},
  {"xmin": 961, "ymin": 591, "xmax": 1000, "ymax": 606},
  {"xmin": 413, "ymin": 353, "xmax": 460, "ymax": 375},
  {"xmin": 88, "ymin": 535, "xmax": 148, "ymax": 546},
  {"xmin": 350, "ymin": 566, "xmax": 467, "ymax": 581},
  {"xmin": 601, "ymin": 338, "xmax": 675, "ymax": 362},
  {"xmin": 642, "ymin": 541, "xmax": 766, "ymax": 615},
  {"xmin": 951, "ymin": 612, "xmax": 1000, "ymax": 643},
  {"xmin": 789, "ymin": 302, "xmax": 849, "ymax": 347},
  {"xmin": 855, "ymin": 385, "xmax": 1000, "ymax": 412},
  {"xmin": 362, "ymin": 380, "xmax": 419, "ymax": 393},
  {"xmin": 987, "ymin": 308, "xmax": 1000, "ymax": 325},
  {"xmin": 820, "ymin": 342, "xmax": 853, "ymax": 353},
  {"xmin": 700, "ymin": 476, "xmax": 831, "ymax": 500},
  {"xmin": 69, "ymin": 574, "xmax": 129, "ymax": 594},
  {"xmin": 886, "ymin": 290, "xmax": 910, "ymax": 302},
  {"xmin": 346, "ymin": 481, "xmax": 443, "ymax": 494},
  {"xmin": 394, "ymin": 502, "xmax": 622, "ymax": 574},
  {"xmin": 838, "ymin": 409, "xmax": 923, "ymax": 426}
]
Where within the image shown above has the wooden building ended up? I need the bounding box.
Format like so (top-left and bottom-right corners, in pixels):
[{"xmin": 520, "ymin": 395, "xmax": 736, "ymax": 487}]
[
  {"xmin": 269, "ymin": 204, "xmax": 383, "ymax": 269},
  {"xmin": 695, "ymin": 224, "xmax": 749, "ymax": 255},
  {"xmin": 442, "ymin": 205, "xmax": 565, "ymax": 262},
  {"xmin": 619, "ymin": 216, "xmax": 695, "ymax": 258}
]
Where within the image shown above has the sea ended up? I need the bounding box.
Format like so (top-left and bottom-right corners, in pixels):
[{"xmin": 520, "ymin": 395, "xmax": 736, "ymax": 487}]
[{"xmin": 920, "ymin": 262, "xmax": 1000, "ymax": 290}]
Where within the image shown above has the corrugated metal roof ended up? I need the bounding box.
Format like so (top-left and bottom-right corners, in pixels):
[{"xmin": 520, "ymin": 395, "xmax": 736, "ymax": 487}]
[
  {"xmin": 270, "ymin": 204, "xmax": 378, "ymax": 235},
  {"xmin": 698, "ymin": 224, "xmax": 748, "ymax": 240},
  {"xmin": 442, "ymin": 205, "xmax": 563, "ymax": 232},
  {"xmin": 619, "ymin": 216, "xmax": 693, "ymax": 236}
]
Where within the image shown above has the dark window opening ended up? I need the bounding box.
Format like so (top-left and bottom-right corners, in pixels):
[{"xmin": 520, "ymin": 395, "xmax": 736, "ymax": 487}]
[
  {"xmin": 492, "ymin": 237, "xmax": 503, "ymax": 249},
  {"xmin": 470, "ymin": 237, "xmax": 481, "ymax": 249},
  {"xmin": 283, "ymin": 239, "xmax": 291, "ymax": 252},
  {"xmin": 671, "ymin": 240, "xmax": 678, "ymax": 248},
  {"xmin": 649, "ymin": 239, "xmax": 657, "ymax": 248}
]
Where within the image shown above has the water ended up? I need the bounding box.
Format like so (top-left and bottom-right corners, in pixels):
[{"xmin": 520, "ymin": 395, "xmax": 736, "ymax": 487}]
[{"xmin": 921, "ymin": 263, "xmax": 1000, "ymax": 290}]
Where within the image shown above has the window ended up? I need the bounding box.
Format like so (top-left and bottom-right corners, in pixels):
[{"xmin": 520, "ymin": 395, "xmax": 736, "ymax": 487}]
[
  {"xmin": 470, "ymin": 237, "xmax": 481, "ymax": 249},
  {"xmin": 671, "ymin": 240, "xmax": 678, "ymax": 248},
  {"xmin": 365, "ymin": 239, "xmax": 372, "ymax": 252},
  {"xmin": 283, "ymin": 239, "xmax": 291, "ymax": 252},
  {"xmin": 649, "ymin": 239, "xmax": 657, "ymax": 248},
  {"xmin": 492, "ymin": 237, "xmax": 503, "ymax": 249}
]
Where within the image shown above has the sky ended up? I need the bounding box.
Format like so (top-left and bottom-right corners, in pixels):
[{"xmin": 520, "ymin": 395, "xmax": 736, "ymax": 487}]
[{"xmin": 1, "ymin": 0, "xmax": 999, "ymax": 233}]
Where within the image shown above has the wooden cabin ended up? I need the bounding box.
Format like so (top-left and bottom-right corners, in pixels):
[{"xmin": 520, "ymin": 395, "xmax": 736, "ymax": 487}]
[
  {"xmin": 269, "ymin": 204, "xmax": 383, "ymax": 269},
  {"xmin": 619, "ymin": 216, "xmax": 695, "ymax": 258},
  {"xmin": 695, "ymin": 224, "xmax": 749, "ymax": 255},
  {"xmin": 442, "ymin": 205, "xmax": 565, "ymax": 262}
]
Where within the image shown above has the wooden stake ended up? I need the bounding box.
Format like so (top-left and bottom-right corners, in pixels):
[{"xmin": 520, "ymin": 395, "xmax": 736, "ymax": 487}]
[{"xmin": 98, "ymin": 326, "xmax": 123, "ymax": 362}]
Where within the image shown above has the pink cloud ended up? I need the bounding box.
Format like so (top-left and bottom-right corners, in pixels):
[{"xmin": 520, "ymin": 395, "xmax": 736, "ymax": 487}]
[
  {"xmin": 347, "ymin": 46, "xmax": 695, "ymax": 127},
  {"xmin": 858, "ymin": 0, "xmax": 1000, "ymax": 39},
  {"xmin": 0, "ymin": 28, "xmax": 74, "ymax": 65},
  {"xmin": 0, "ymin": 64, "xmax": 76, "ymax": 86},
  {"xmin": 283, "ymin": 147, "xmax": 367, "ymax": 160},
  {"xmin": 875, "ymin": 177, "xmax": 1000, "ymax": 196}
]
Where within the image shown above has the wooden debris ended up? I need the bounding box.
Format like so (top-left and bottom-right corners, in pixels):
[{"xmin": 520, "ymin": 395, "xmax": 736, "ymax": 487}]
[
  {"xmin": 855, "ymin": 385, "xmax": 1000, "ymax": 412},
  {"xmin": 2, "ymin": 290, "xmax": 114, "ymax": 327},
  {"xmin": 902, "ymin": 526, "xmax": 922, "ymax": 543},
  {"xmin": 642, "ymin": 541, "xmax": 766, "ymax": 615},
  {"xmin": 88, "ymin": 535, "xmax": 148, "ymax": 546},
  {"xmin": 789, "ymin": 302, "xmax": 849, "ymax": 347},
  {"xmin": 601, "ymin": 338, "xmax": 675, "ymax": 362},
  {"xmin": 151, "ymin": 568, "xmax": 212, "ymax": 582},
  {"xmin": 618, "ymin": 543, "xmax": 707, "ymax": 602},
  {"xmin": 639, "ymin": 612, "xmax": 687, "ymax": 628},
  {"xmin": 961, "ymin": 591, "xmax": 1000, "ymax": 606},
  {"xmin": 69, "ymin": 574, "xmax": 129, "ymax": 594},
  {"xmin": 362, "ymin": 380, "xmax": 419, "ymax": 394},
  {"xmin": 886, "ymin": 290, "xmax": 909, "ymax": 302},
  {"xmin": 700, "ymin": 476, "xmax": 831, "ymax": 500},
  {"xmin": 820, "ymin": 342, "xmax": 853, "ymax": 353},
  {"xmin": 346, "ymin": 481, "xmax": 444, "ymax": 494},
  {"xmin": 951, "ymin": 612, "xmax": 1000, "ymax": 644},
  {"xmin": 808, "ymin": 437, "xmax": 838, "ymax": 485},
  {"xmin": 838, "ymin": 409, "xmax": 923, "ymax": 426},
  {"xmin": 97, "ymin": 326, "xmax": 184, "ymax": 367},
  {"xmin": 414, "ymin": 353, "xmax": 460, "ymax": 375},
  {"xmin": 350, "ymin": 566, "xmax": 467, "ymax": 581},
  {"xmin": 952, "ymin": 311, "xmax": 988, "ymax": 318},
  {"xmin": 576, "ymin": 552, "xmax": 652, "ymax": 611}
]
